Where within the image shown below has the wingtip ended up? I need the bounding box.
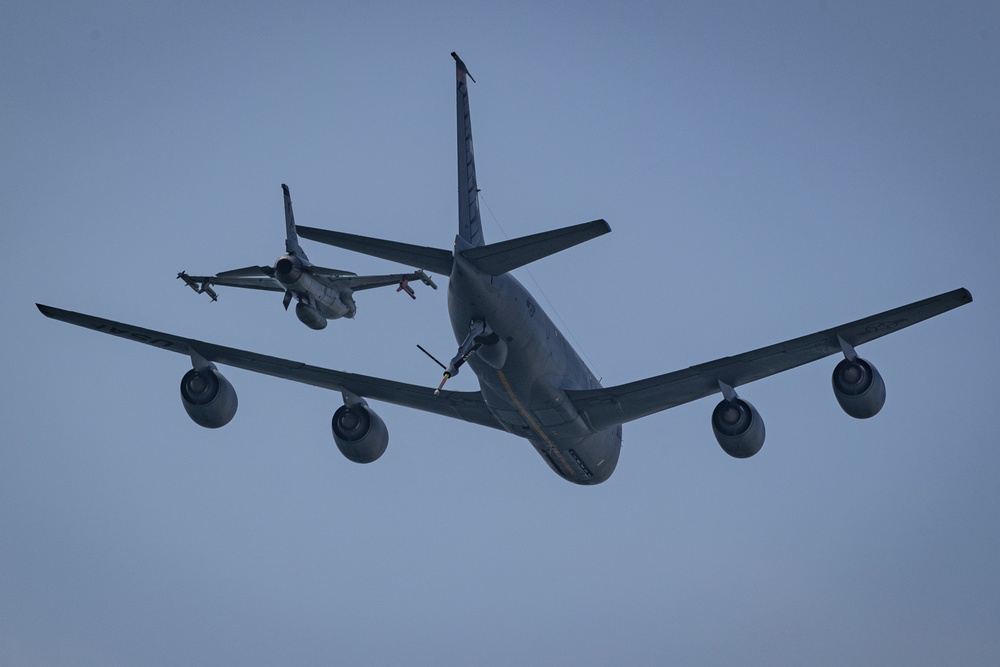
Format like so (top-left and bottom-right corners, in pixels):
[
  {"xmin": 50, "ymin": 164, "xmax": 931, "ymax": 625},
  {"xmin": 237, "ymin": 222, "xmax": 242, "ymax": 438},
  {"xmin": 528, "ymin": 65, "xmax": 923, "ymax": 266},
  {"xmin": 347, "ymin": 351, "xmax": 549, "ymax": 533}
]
[
  {"xmin": 959, "ymin": 287, "xmax": 973, "ymax": 303},
  {"xmin": 36, "ymin": 303, "xmax": 69, "ymax": 321}
]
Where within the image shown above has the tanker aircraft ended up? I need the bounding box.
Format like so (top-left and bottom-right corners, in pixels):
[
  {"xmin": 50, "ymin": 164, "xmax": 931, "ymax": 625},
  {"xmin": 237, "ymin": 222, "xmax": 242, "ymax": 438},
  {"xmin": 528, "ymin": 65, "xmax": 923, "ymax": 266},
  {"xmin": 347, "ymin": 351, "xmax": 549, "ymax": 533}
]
[
  {"xmin": 178, "ymin": 183, "xmax": 436, "ymax": 330},
  {"xmin": 37, "ymin": 53, "xmax": 972, "ymax": 485}
]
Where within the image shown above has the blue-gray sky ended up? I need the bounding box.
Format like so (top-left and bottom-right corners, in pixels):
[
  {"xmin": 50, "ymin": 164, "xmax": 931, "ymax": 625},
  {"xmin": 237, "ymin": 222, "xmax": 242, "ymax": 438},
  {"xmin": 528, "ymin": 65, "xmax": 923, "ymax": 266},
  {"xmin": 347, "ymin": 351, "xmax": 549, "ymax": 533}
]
[{"xmin": 3, "ymin": 2, "xmax": 998, "ymax": 665}]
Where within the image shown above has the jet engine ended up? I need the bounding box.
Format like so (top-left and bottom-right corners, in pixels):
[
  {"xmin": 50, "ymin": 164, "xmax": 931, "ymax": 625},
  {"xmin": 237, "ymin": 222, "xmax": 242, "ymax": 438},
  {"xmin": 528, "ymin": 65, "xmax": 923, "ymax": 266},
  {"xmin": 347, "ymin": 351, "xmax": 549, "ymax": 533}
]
[
  {"xmin": 180, "ymin": 366, "xmax": 238, "ymax": 428},
  {"xmin": 274, "ymin": 255, "xmax": 303, "ymax": 285},
  {"xmin": 712, "ymin": 397, "xmax": 765, "ymax": 458},
  {"xmin": 832, "ymin": 356, "xmax": 885, "ymax": 419},
  {"xmin": 332, "ymin": 403, "xmax": 388, "ymax": 463}
]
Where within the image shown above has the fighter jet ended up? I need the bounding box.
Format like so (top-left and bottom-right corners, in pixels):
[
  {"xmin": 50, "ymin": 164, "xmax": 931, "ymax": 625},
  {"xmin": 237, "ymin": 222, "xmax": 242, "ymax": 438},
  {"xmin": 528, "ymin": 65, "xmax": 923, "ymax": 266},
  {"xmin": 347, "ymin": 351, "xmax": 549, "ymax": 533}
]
[
  {"xmin": 37, "ymin": 53, "xmax": 972, "ymax": 484},
  {"xmin": 177, "ymin": 184, "xmax": 436, "ymax": 330}
]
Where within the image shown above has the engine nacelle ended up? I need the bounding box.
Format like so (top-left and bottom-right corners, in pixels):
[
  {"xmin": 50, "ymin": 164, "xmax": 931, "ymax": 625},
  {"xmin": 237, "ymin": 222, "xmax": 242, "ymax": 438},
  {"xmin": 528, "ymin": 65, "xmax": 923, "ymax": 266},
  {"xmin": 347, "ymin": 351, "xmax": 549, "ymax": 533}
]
[
  {"xmin": 332, "ymin": 403, "xmax": 388, "ymax": 463},
  {"xmin": 295, "ymin": 301, "xmax": 327, "ymax": 330},
  {"xmin": 180, "ymin": 367, "xmax": 238, "ymax": 428},
  {"xmin": 712, "ymin": 397, "xmax": 765, "ymax": 458},
  {"xmin": 274, "ymin": 255, "xmax": 303, "ymax": 285},
  {"xmin": 832, "ymin": 356, "xmax": 885, "ymax": 419}
]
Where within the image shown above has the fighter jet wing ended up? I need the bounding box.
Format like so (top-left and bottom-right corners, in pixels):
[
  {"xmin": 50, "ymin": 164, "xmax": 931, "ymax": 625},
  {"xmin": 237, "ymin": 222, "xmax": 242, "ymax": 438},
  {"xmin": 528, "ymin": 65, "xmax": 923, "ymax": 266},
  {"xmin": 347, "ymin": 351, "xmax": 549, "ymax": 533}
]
[
  {"xmin": 180, "ymin": 267, "xmax": 285, "ymax": 294},
  {"xmin": 36, "ymin": 304, "xmax": 504, "ymax": 430},
  {"xmin": 566, "ymin": 288, "xmax": 972, "ymax": 433},
  {"xmin": 329, "ymin": 270, "xmax": 438, "ymax": 294}
]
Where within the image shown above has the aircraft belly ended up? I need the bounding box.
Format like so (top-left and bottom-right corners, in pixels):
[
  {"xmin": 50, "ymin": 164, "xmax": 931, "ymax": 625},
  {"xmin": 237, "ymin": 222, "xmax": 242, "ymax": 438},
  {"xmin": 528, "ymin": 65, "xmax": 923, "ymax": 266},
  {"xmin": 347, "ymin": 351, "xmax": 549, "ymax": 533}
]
[{"xmin": 294, "ymin": 274, "xmax": 354, "ymax": 319}]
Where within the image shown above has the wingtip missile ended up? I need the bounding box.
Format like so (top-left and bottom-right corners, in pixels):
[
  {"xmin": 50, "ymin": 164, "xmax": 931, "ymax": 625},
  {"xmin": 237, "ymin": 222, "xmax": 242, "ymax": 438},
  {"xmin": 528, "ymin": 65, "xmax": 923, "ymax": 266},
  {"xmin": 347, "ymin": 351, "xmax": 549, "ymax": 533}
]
[
  {"xmin": 415, "ymin": 269, "xmax": 438, "ymax": 290},
  {"xmin": 178, "ymin": 271, "xmax": 218, "ymax": 301}
]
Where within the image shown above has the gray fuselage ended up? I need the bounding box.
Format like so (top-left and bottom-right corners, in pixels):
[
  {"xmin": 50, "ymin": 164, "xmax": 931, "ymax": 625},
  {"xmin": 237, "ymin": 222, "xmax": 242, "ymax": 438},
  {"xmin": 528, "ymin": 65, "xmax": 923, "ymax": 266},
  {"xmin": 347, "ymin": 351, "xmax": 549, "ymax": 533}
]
[{"xmin": 447, "ymin": 245, "xmax": 622, "ymax": 484}]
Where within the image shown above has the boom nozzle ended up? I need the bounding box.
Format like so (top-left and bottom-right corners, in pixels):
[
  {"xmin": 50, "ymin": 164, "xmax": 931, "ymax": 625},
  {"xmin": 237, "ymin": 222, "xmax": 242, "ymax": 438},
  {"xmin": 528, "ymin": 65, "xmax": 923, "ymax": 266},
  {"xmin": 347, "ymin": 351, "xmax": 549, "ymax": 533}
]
[
  {"xmin": 178, "ymin": 271, "xmax": 218, "ymax": 301},
  {"xmin": 434, "ymin": 372, "xmax": 451, "ymax": 396}
]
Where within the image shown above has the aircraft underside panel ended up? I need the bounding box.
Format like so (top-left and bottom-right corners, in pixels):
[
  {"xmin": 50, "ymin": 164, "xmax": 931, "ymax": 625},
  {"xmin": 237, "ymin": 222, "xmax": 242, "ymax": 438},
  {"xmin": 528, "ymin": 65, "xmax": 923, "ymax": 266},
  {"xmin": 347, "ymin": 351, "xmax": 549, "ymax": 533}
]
[{"xmin": 528, "ymin": 430, "xmax": 622, "ymax": 485}]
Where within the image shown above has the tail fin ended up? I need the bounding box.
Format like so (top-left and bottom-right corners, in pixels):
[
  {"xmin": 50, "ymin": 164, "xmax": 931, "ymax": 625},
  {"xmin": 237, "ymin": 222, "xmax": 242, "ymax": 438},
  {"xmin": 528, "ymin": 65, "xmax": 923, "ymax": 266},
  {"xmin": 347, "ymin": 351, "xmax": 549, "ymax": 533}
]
[
  {"xmin": 452, "ymin": 52, "xmax": 484, "ymax": 247},
  {"xmin": 282, "ymin": 184, "xmax": 307, "ymax": 259}
]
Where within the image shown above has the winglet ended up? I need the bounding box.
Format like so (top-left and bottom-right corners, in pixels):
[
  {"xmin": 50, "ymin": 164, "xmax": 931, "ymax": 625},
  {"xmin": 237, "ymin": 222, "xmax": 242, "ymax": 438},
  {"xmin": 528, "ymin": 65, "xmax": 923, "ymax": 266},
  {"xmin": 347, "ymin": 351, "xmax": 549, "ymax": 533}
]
[{"xmin": 451, "ymin": 52, "xmax": 475, "ymax": 83}]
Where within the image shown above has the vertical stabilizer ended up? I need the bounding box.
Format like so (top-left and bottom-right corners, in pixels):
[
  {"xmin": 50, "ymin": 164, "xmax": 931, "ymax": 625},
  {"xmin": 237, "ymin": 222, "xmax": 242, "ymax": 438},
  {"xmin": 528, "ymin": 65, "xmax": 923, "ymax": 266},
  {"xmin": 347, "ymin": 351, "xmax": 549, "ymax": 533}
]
[
  {"xmin": 452, "ymin": 52, "xmax": 484, "ymax": 247},
  {"xmin": 282, "ymin": 184, "xmax": 308, "ymax": 260}
]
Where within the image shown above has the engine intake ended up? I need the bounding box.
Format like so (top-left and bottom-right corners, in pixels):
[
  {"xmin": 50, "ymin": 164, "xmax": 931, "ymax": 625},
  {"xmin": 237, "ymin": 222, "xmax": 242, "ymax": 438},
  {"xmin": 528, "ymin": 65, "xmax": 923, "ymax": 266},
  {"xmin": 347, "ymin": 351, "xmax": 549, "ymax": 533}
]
[
  {"xmin": 832, "ymin": 357, "xmax": 885, "ymax": 419},
  {"xmin": 180, "ymin": 367, "xmax": 238, "ymax": 428},
  {"xmin": 712, "ymin": 397, "xmax": 765, "ymax": 458},
  {"xmin": 332, "ymin": 403, "xmax": 388, "ymax": 463}
]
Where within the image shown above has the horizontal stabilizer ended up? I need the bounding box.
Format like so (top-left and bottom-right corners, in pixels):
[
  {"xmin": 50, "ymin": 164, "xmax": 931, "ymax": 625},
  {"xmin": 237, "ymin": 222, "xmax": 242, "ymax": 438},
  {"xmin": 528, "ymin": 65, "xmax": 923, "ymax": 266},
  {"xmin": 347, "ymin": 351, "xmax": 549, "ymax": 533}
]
[
  {"xmin": 297, "ymin": 225, "xmax": 454, "ymax": 276},
  {"xmin": 462, "ymin": 219, "xmax": 611, "ymax": 276}
]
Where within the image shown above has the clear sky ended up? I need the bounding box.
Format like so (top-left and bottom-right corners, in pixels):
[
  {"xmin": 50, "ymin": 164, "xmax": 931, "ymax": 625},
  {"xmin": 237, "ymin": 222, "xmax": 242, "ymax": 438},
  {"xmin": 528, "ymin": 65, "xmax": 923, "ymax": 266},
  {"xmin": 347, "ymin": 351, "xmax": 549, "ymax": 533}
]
[{"xmin": 3, "ymin": 1, "xmax": 998, "ymax": 665}]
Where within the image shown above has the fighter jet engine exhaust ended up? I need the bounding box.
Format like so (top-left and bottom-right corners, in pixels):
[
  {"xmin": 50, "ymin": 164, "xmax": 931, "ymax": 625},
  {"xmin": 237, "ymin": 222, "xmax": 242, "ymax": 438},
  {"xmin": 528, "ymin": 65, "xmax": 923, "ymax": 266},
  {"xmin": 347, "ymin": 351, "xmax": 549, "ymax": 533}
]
[{"xmin": 273, "ymin": 255, "xmax": 303, "ymax": 284}]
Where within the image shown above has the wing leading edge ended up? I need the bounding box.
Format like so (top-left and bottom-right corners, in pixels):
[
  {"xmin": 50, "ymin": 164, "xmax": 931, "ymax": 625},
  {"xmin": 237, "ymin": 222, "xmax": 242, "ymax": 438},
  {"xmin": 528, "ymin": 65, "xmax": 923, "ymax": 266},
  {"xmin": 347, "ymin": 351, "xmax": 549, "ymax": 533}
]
[
  {"xmin": 35, "ymin": 304, "xmax": 503, "ymax": 430},
  {"xmin": 567, "ymin": 288, "xmax": 973, "ymax": 433},
  {"xmin": 36, "ymin": 287, "xmax": 972, "ymax": 438}
]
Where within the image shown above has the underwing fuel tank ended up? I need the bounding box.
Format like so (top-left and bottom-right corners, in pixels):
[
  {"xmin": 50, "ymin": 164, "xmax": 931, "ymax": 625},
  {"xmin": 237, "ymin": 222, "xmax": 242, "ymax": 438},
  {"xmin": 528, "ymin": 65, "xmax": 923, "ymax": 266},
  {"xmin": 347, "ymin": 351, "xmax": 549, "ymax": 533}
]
[{"xmin": 295, "ymin": 301, "xmax": 327, "ymax": 330}]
